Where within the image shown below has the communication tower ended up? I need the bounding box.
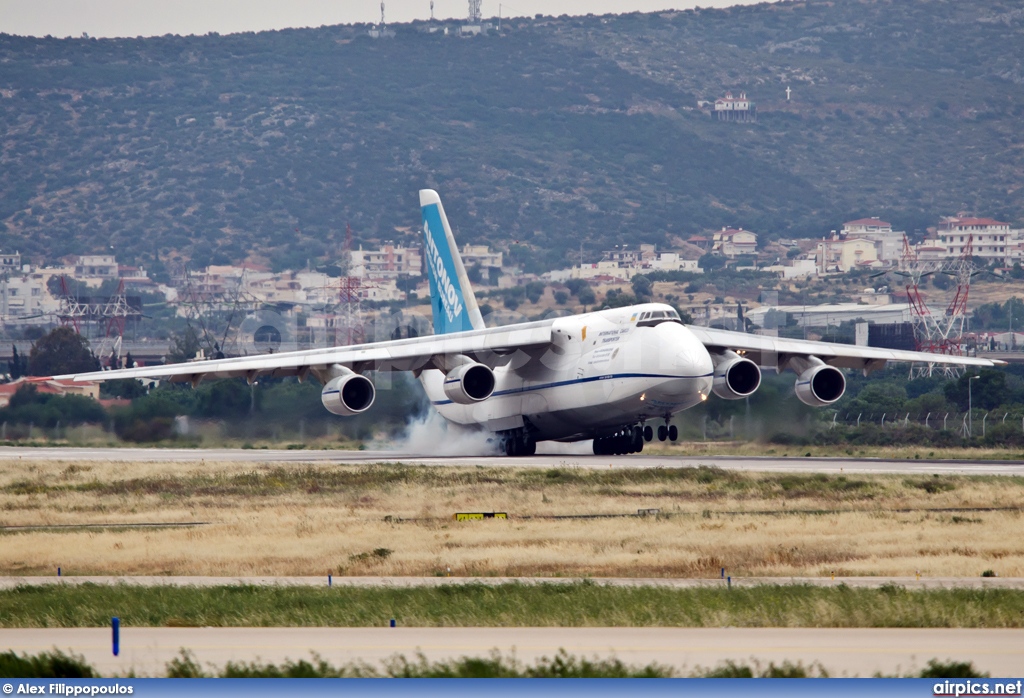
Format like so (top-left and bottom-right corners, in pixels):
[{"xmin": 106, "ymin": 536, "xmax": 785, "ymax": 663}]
[{"xmin": 468, "ymin": 0, "xmax": 482, "ymax": 23}]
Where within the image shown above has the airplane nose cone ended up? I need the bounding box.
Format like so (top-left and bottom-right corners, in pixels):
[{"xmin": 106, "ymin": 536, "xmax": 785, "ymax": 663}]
[
  {"xmin": 650, "ymin": 328, "xmax": 713, "ymax": 400},
  {"xmin": 676, "ymin": 344, "xmax": 714, "ymax": 394}
]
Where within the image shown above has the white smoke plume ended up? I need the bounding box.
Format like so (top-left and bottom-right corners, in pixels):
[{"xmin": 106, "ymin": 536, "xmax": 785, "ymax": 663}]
[{"xmin": 389, "ymin": 409, "xmax": 500, "ymax": 456}]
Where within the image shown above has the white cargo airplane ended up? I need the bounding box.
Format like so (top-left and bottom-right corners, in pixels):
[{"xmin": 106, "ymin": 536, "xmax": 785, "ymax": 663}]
[{"xmin": 47, "ymin": 190, "xmax": 1002, "ymax": 456}]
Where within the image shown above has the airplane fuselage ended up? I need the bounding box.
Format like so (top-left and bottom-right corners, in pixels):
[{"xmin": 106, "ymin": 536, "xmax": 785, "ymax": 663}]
[{"xmin": 420, "ymin": 303, "xmax": 714, "ymax": 442}]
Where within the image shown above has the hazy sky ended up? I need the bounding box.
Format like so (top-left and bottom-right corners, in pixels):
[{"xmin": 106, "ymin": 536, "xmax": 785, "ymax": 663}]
[{"xmin": 1, "ymin": 0, "xmax": 767, "ymax": 38}]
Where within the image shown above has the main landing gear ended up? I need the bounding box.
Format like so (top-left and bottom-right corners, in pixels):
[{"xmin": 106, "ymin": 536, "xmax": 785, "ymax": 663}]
[
  {"xmin": 593, "ymin": 426, "xmax": 644, "ymax": 455},
  {"xmin": 500, "ymin": 429, "xmax": 536, "ymax": 457},
  {"xmin": 593, "ymin": 418, "xmax": 679, "ymax": 456}
]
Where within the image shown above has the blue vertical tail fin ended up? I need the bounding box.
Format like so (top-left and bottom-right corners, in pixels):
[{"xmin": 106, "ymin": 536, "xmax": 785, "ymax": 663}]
[{"xmin": 420, "ymin": 189, "xmax": 485, "ymax": 335}]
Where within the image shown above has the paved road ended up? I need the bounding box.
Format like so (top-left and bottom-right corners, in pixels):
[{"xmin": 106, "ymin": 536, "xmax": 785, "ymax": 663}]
[
  {"xmin": 3, "ymin": 575, "xmax": 1023, "ymax": 590},
  {"xmin": 0, "ymin": 446, "xmax": 1022, "ymax": 475},
  {"xmin": 2, "ymin": 627, "xmax": 1020, "ymax": 677}
]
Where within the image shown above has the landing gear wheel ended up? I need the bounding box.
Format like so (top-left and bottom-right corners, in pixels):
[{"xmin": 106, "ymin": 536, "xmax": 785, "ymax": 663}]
[
  {"xmin": 504, "ymin": 432, "xmax": 536, "ymax": 457},
  {"xmin": 643, "ymin": 425, "xmax": 653, "ymax": 442},
  {"xmin": 522, "ymin": 436, "xmax": 537, "ymax": 456},
  {"xmin": 668, "ymin": 424, "xmax": 678, "ymax": 442},
  {"xmin": 657, "ymin": 425, "xmax": 668, "ymax": 442},
  {"xmin": 631, "ymin": 426, "xmax": 643, "ymax": 453}
]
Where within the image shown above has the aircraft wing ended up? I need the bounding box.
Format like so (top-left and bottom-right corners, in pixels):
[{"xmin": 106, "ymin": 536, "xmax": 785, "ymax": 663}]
[
  {"xmin": 687, "ymin": 325, "xmax": 1005, "ymax": 372},
  {"xmin": 46, "ymin": 320, "xmax": 555, "ymax": 385}
]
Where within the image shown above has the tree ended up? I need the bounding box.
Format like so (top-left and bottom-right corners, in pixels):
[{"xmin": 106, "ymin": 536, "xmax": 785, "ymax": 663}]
[
  {"xmin": 27, "ymin": 327, "xmax": 100, "ymax": 377},
  {"xmin": 631, "ymin": 274, "xmax": 652, "ymax": 302},
  {"xmin": 577, "ymin": 287, "xmax": 596, "ymax": 307},
  {"xmin": 699, "ymin": 253, "xmax": 726, "ymax": 272},
  {"xmin": 8, "ymin": 346, "xmax": 27, "ymax": 379},
  {"xmin": 167, "ymin": 327, "xmax": 203, "ymax": 364}
]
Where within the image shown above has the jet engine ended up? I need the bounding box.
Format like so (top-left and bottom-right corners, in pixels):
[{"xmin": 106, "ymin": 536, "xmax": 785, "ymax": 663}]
[
  {"xmin": 321, "ymin": 372, "xmax": 376, "ymax": 416},
  {"xmin": 794, "ymin": 364, "xmax": 846, "ymax": 407},
  {"xmin": 712, "ymin": 356, "xmax": 762, "ymax": 400},
  {"xmin": 443, "ymin": 362, "xmax": 495, "ymax": 404}
]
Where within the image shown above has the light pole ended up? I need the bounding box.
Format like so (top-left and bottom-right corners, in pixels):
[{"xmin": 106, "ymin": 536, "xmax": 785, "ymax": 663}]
[{"xmin": 968, "ymin": 375, "xmax": 980, "ymax": 438}]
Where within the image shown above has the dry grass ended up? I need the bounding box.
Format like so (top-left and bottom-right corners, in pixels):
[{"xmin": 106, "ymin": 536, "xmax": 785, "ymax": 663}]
[
  {"xmin": 644, "ymin": 440, "xmax": 1024, "ymax": 461},
  {"xmin": 1, "ymin": 459, "xmax": 1022, "ymax": 578}
]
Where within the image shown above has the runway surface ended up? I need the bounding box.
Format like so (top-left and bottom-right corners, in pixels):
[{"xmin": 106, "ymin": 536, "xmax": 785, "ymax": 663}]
[
  {"xmin": 1, "ymin": 446, "xmax": 1023, "ymax": 475},
  {"xmin": 3, "ymin": 575, "xmax": 1023, "ymax": 590},
  {"xmin": 2, "ymin": 627, "xmax": 1021, "ymax": 677}
]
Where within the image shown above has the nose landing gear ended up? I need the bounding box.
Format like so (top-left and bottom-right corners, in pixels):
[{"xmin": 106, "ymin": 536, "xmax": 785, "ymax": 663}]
[{"xmin": 655, "ymin": 423, "xmax": 678, "ymax": 442}]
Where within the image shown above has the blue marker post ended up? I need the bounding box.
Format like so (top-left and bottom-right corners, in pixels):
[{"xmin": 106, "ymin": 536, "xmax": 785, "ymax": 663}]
[
  {"xmin": 390, "ymin": 618, "xmax": 396, "ymax": 628},
  {"xmin": 328, "ymin": 574, "xmax": 332, "ymax": 587},
  {"xmin": 57, "ymin": 567, "xmax": 61, "ymax": 577},
  {"xmin": 720, "ymin": 567, "xmax": 724, "ymax": 579},
  {"xmin": 112, "ymin": 617, "xmax": 120, "ymax": 656},
  {"xmin": 727, "ymin": 576, "xmax": 732, "ymax": 589}
]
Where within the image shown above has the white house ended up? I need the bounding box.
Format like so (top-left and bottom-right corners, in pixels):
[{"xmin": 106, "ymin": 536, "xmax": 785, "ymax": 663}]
[{"xmin": 712, "ymin": 228, "xmax": 758, "ymax": 258}]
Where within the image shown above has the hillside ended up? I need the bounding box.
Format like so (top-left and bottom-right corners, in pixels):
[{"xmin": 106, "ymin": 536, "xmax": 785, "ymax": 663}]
[{"xmin": 1, "ymin": 0, "xmax": 1022, "ymax": 276}]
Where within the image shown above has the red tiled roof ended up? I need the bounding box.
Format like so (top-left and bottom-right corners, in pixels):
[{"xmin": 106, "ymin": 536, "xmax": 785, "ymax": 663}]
[
  {"xmin": 941, "ymin": 217, "xmax": 1009, "ymax": 227},
  {"xmin": 844, "ymin": 217, "xmax": 891, "ymax": 227}
]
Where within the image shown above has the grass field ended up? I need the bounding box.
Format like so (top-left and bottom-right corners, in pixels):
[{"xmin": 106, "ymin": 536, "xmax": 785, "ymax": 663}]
[
  {"xmin": 0, "ymin": 648, "xmax": 988, "ymax": 678},
  {"xmin": 1, "ymin": 583, "xmax": 1022, "ymax": 628},
  {"xmin": 1, "ymin": 459, "xmax": 1023, "ymax": 578}
]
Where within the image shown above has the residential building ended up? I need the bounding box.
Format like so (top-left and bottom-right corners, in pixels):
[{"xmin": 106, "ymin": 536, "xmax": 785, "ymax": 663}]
[
  {"xmin": 936, "ymin": 216, "xmax": 1018, "ymax": 265},
  {"xmin": 648, "ymin": 253, "xmax": 702, "ymax": 273},
  {"xmin": 816, "ymin": 235, "xmax": 880, "ymax": 273},
  {"xmin": 73, "ymin": 255, "xmax": 119, "ymax": 284},
  {"xmin": 460, "ymin": 244, "xmax": 503, "ymax": 270},
  {"xmin": 350, "ymin": 244, "xmax": 422, "ymax": 280},
  {"xmin": 714, "ymin": 91, "xmax": 756, "ymax": 122},
  {"xmin": 0, "ymin": 252, "xmax": 22, "ymax": 274},
  {"xmin": 762, "ymin": 258, "xmax": 817, "ymax": 279},
  {"xmin": 712, "ymin": 228, "xmax": 758, "ymax": 258},
  {"xmin": 0, "ymin": 378, "xmax": 99, "ymax": 406},
  {"xmin": 0, "ymin": 272, "xmax": 51, "ymax": 320},
  {"xmin": 571, "ymin": 261, "xmax": 631, "ymax": 282},
  {"xmin": 601, "ymin": 247, "xmax": 643, "ymax": 266},
  {"xmin": 118, "ymin": 265, "xmax": 154, "ymax": 290},
  {"xmin": 841, "ymin": 218, "xmax": 905, "ymax": 263}
]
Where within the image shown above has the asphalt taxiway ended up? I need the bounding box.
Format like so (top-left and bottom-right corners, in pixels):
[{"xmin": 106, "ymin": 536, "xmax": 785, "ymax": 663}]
[
  {"xmin": 1, "ymin": 627, "xmax": 1020, "ymax": 677},
  {"xmin": 0, "ymin": 446, "xmax": 1023, "ymax": 475}
]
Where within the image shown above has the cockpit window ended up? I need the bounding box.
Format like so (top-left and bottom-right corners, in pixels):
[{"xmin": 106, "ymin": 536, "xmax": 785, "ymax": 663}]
[{"xmin": 637, "ymin": 308, "xmax": 683, "ymax": 328}]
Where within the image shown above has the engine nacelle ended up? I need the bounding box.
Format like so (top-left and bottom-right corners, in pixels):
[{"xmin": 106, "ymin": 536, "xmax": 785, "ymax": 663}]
[
  {"xmin": 794, "ymin": 364, "xmax": 846, "ymax": 407},
  {"xmin": 712, "ymin": 357, "xmax": 762, "ymax": 400},
  {"xmin": 321, "ymin": 372, "xmax": 376, "ymax": 416},
  {"xmin": 443, "ymin": 362, "xmax": 495, "ymax": 404}
]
